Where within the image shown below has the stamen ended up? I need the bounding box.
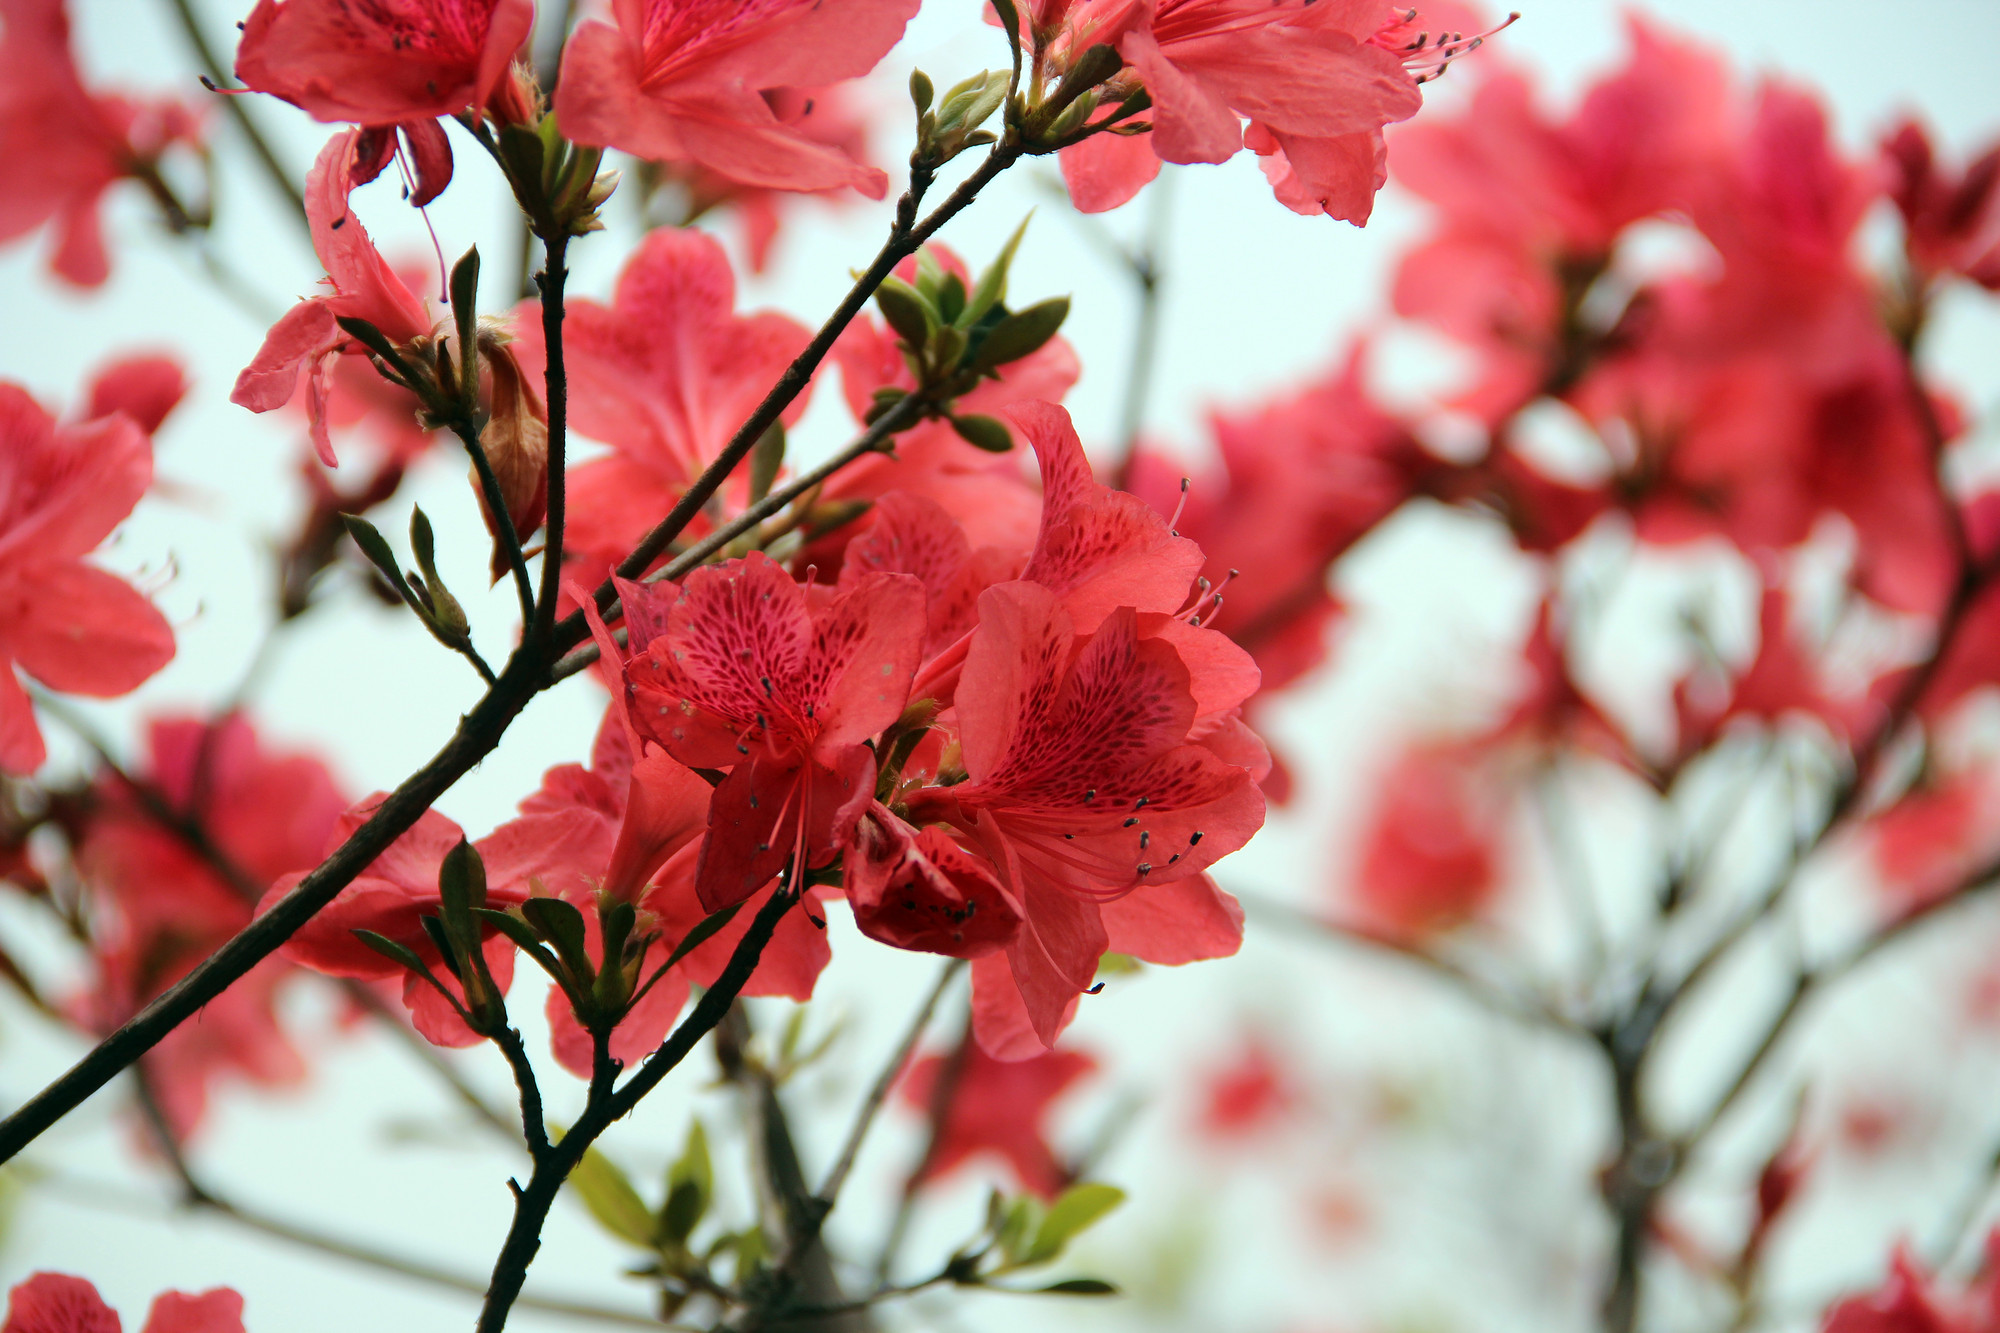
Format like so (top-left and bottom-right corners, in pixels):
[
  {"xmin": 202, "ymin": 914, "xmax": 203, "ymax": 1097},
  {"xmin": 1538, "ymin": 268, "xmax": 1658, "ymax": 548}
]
[{"xmin": 1168, "ymin": 476, "xmax": 1191, "ymax": 532}]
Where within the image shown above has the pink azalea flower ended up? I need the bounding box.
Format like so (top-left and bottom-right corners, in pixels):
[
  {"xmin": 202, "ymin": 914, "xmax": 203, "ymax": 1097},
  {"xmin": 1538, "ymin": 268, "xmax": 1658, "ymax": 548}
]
[
  {"xmin": 899, "ymin": 1042, "xmax": 1097, "ymax": 1199},
  {"xmin": 81, "ymin": 353, "xmax": 190, "ymax": 438},
  {"xmin": 236, "ymin": 0, "xmax": 531, "ymax": 126},
  {"xmin": 1348, "ymin": 741, "xmax": 1504, "ymax": 939},
  {"xmin": 554, "ymin": 0, "xmax": 920, "ymax": 198},
  {"xmin": 74, "ymin": 715, "xmax": 344, "ymax": 1139},
  {"xmin": 2, "ymin": 1273, "xmax": 245, "ymax": 1333},
  {"xmin": 1052, "ymin": 0, "xmax": 1497, "ymax": 221},
  {"xmin": 0, "ymin": 0, "xmax": 203, "ymax": 286},
  {"xmin": 230, "ymin": 130, "xmax": 435, "ymax": 468},
  {"xmin": 1884, "ymin": 120, "xmax": 2000, "ymax": 290},
  {"xmin": 235, "ymin": 0, "xmax": 535, "ymax": 207},
  {"xmin": 263, "ymin": 802, "xmax": 528, "ymax": 1047},
  {"xmin": 1389, "ymin": 16, "xmax": 1733, "ymax": 418},
  {"xmin": 0, "ymin": 382, "xmax": 175, "ymax": 774},
  {"xmin": 651, "ymin": 84, "xmax": 880, "ymax": 273},
  {"xmin": 906, "ymin": 581, "xmax": 1261, "ymax": 1050},
  {"xmin": 1126, "ymin": 344, "xmax": 1424, "ymax": 699},
  {"xmin": 511, "ymin": 226, "xmax": 812, "ymax": 588},
  {"xmin": 620, "ymin": 554, "xmax": 927, "ymax": 911}
]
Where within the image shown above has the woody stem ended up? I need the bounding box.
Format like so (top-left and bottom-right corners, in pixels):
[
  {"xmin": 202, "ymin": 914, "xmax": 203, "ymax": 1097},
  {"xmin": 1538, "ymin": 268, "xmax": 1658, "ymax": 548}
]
[
  {"xmin": 475, "ymin": 885, "xmax": 799, "ymax": 1333},
  {"xmin": 532, "ymin": 231, "xmax": 570, "ymax": 649},
  {"xmin": 450, "ymin": 418, "xmax": 539, "ymax": 631}
]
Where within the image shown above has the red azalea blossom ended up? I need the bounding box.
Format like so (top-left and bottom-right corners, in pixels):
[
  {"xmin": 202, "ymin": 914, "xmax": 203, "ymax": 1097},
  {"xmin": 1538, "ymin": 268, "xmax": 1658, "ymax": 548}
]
[
  {"xmin": 1051, "ymin": 0, "xmax": 1497, "ymax": 221},
  {"xmin": 74, "ymin": 715, "xmax": 344, "ymax": 1140},
  {"xmin": 1821, "ymin": 1241, "xmax": 2000, "ymax": 1333},
  {"xmin": 1349, "ymin": 741, "xmax": 1505, "ymax": 939},
  {"xmin": 555, "ymin": 0, "xmax": 919, "ymax": 197},
  {"xmin": 0, "ymin": 381, "xmax": 175, "ymax": 774},
  {"xmin": 2, "ymin": 1273, "xmax": 245, "ymax": 1333},
  {"xmin": 235, "ymin": 0, "xmax": 534, "ymax": 207},
  {"xmin": 900, "ymin": 1042, "xmax": 1097, "ymax": 1199},
  {"xmin": 230, "ymin": 130, "xmax": 435, "ymax": 468},
  {"xmin": 907, "ymin": 579, "xmax": 1261, "ymax": 1050},
  {"xmin": 1389, "ymin": 15, "xmax": 1732, "ymax": 418},
  {"xmin": 0, "ymin": 0, "xmax": 203, "ymax": 286},
  {"xmin": 1884, "ymin": 120, "xmax": 2000, "ymax": 290},
  {"xmin": 235, "ymin": 0, "xmax": 530, "ymax": 126},
  {"xmin": 1196, "ymin": 1031, "xmax": 1297, "ymax": 1140},
  {"xmin": 513, "ymin": 226, "xmax": 812, "ymax": 587},
  {"xmin": 620, "ymin": 555, "xmax": 926, "ymax": 910}
]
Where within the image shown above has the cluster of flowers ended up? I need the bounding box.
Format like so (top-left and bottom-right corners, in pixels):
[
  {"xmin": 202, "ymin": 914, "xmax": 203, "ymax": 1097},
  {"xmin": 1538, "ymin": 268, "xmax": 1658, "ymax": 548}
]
[{"xmin": 1111, "ymin": 13, "xmax": 2000, "ymax": 941}]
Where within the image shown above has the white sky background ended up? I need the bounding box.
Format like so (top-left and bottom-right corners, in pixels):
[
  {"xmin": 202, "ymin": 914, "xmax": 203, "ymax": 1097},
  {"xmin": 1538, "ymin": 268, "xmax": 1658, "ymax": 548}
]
[{"xmin": 3, "ymin": 2, "xmax": 2000, "ymax": 1331}]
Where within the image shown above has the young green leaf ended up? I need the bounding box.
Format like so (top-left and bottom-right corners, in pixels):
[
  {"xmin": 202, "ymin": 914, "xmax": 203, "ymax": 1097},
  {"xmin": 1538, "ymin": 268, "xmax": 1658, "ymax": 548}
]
[
  {"xmin": 970, "ymin": 296, "xmax": 1070, "ymax": 373},
  {"xmin": 565, "ymin": 1143, "xmax": 657, "ymax": 1248},
  {"xmin": 341, "ymin": 514, "xmax": 415, "ymax": 605},
  {"xmin": 874, "ymin": 277, "xmax": 936, "ymax": 350},
  {"xmin": 964, "ymin": 214, "xmax": 1032, "ymax": 328},
  {"xmin": 950, "ymin": 414, "xmax": 1015, "ymax": 453},
  {"xmin": 1024, "ymin": 1183, "xmax": 1126, "ymax": 1265}
]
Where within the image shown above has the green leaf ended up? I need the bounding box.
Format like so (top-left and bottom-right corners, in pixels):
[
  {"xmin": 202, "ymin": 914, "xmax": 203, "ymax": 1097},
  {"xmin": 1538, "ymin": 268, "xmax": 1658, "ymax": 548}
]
[
  {"xmin": 994, "ymin": 1195, "xmax": 1039, "ymax": 1266},
  {"xmin": 874, "ymin": 277, "xmax": 935, "ymax": 350},
  {"xmin": 437, "ymin": 838, "xmax": 489, "ymax": 964},
  {"xmin": 332, "ymin": 315, "xmax": 402, "ymax": 367},
  {"xmin": 521, "ymin": 897, "xmax": 594, "ymax": 987},
  {"xmin": 1037, "ymin": 1278, "xmax": 1119, "ymax": 1296},
  {"xmin": 658, "ymin": 1120, "xmax": 712, "ymax": 1245},
  {"xmin": 565, "ymin": 1143, "xmax": 656, "ymax": 1248},
  {"xmin": 990, "ymin": 0, "xmax": 1022, "ymax": 66},
  {"xmin": 929, "ymin": 324, "xmax": 968, "ymax": 374},
  {"xmin": 971, "ymin": 296, "xmax": 1070, "ymax": 372},
  {"xmin": 935, "ymin": 271, "xmax": 967, "ymax": 326},
  {"xmin": 449, "ymin": 246, "xmax": 480, "ymax": 396},
  {"xmin": 418, "ymin": 914, "xmax": 462, "ymax": 978},
  {"xmin": 472, "ymin": 907, "xmax": 552, "ymax": 957},
  {"xmin": 659, "ymin": 901, "xmax": 742, "ymax": 973},
  {"xmin": 909, "ymin": 69, "xmax": 934, "ymax": 116},
  {"xmin": 341, "ymin": 514, "xmax": 414, "ymax": 604},
  {"xmin": 950, "ymin": 414, "xmax": 1015, "ymax": 453},
  {"xmin": 1024, "ymin": 1183, "xmax": 1125, "ymax": 1265},
  {"xmin": 963, "ymin": 214, "xmax": 1031, "ymax": 328},
  {"xmin": 350, "ymin": 929, "xmax": 432, "ymax": 978},
  {"xmin": 747, "ymin": 420, "xmax": 785, "ymax": 504}
]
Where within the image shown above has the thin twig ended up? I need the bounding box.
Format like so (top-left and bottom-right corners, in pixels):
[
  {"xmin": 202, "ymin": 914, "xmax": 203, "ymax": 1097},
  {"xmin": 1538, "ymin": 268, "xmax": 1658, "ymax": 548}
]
[
  {"xmin": 476, "ymin": 885, "xmax": 800, "ymax": 1333},
  {"xmin": 817, "ymin": 960, "xmax": 966, "ymax": 1208},
  {"xmin": 450, "ymin": 419, "xmax": 539, "ymax": 630},
  {"xmin": 160, "ymin": 0, "xmax": 308, "ymax": 226},
  {"xmin": 1680, "ymin": 855, "xmax": 2000, "ymax": 1150},
  {"xmin": 32, "ymin": 1168, "xmax": 664, "ymax": 1327},
  {"xmin": 1234, "ymin": 887, "xmax": 1587, "ymax": 1040}
]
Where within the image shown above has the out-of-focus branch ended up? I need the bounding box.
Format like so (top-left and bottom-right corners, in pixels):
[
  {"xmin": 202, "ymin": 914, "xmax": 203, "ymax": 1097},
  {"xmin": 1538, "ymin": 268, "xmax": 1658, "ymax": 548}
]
[
  {"xmin": 160, "ymin": 0, "xmax": 308, "ymax": 226},
  {"xmin": 1235, "ymin": 887, "xmax": 1588, "ymax": 1040}
]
